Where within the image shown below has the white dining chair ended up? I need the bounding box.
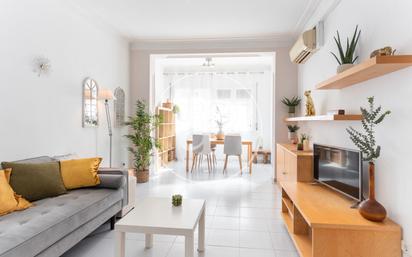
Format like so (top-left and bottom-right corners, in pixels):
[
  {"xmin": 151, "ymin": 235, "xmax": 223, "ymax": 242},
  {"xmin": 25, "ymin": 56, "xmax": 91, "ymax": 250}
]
[
  {"xmin": 223, "ymin": 135, "xmax": 243, "ymax": 174},
  {"xmin": 191, "ymin": 134, "xmax": 213, "ymax": 173}
]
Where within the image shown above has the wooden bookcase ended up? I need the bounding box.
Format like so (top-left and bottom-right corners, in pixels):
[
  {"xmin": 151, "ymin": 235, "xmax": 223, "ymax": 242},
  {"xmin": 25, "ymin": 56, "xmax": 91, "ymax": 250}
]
[
  {"xmin": 280, "ymin": 182, "xmax": 401, "ymax": 257},
  {"xmin": 156, "ymin": 106, "xmax": 176, "ymax": 166}
]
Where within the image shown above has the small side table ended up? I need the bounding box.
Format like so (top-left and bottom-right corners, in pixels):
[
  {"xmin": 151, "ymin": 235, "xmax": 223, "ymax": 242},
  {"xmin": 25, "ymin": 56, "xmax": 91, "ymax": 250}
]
[{"xmin": 120, "ymin": 174, "xmax": 136, "ymax": 217}]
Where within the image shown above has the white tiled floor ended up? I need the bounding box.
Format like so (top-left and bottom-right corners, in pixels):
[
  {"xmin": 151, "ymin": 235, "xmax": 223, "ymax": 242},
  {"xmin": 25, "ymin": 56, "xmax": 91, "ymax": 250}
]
[{"xmin": 63, "ymin": 161, "xmax": 298, "ymax": 257}]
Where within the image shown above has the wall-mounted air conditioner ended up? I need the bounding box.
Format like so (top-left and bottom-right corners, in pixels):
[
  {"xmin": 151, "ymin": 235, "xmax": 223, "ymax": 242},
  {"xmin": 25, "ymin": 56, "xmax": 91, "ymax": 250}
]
[{"xmin": 289, "ymin": 21, "xmax": 324, "ymax": 64}]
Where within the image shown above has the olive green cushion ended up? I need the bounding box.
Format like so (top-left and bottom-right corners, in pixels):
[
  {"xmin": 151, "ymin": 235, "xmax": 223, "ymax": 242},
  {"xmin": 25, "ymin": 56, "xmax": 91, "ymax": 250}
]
[{"xmin": 1, "ymin": 162, "xmax": 67, "ymax": 201}]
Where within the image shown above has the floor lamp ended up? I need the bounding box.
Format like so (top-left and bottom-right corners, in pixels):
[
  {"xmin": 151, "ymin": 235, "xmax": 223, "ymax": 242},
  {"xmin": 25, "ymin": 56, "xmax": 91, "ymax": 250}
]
[{"xmin": 98, "ymin": 89, "xmax": 114, "ymax": 167}]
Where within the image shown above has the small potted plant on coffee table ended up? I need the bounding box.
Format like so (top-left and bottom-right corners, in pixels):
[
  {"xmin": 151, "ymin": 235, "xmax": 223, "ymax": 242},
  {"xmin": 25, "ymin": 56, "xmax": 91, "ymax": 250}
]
[{"xmin": 125, "ymin": 100, "xmax": 160, "ymax": 183}]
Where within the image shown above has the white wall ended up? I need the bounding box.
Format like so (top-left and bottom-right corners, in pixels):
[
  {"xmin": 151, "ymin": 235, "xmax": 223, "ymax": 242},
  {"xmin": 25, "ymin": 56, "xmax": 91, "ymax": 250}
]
[
  {"xmin": 0, "ymin": 0, "xmax": 130, "ymax": 167},
  {"xmin": 130, "ymin": 44, "xmax": 298, "ymax": 175},
  {"xmin": 298, "ymin": 0, "xmax": 412, "ymax": 247}
]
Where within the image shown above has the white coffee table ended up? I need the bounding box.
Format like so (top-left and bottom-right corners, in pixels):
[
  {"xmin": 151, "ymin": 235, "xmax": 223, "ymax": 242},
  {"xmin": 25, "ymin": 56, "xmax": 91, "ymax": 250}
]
[{"xmin": 114, "ymin": 197, "xmax": 206, "ymax": 257}]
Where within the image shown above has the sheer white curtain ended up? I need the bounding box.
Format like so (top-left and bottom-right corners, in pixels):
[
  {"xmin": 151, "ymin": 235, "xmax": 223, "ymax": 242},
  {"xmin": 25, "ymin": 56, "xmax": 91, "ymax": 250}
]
[{"xmin": 163, "ymin": 71, "xmax": 271, "ymax": 160}]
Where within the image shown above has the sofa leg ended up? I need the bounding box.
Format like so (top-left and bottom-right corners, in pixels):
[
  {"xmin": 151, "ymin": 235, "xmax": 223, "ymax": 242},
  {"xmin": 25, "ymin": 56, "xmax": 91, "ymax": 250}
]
[{"xmin": 110, "ymin": 216, "xmax": 116, "ymax": 230}]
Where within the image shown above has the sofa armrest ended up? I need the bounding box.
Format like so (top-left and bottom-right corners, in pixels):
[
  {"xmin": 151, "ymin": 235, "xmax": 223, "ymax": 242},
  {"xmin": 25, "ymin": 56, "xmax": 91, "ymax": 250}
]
[
  {"xmin": 98, "ymin": 168, "xmax": 129, "ymax": 207},
  {"xmin": 97, "ymin": 174, "xmax": 125, "ymax": 189}
]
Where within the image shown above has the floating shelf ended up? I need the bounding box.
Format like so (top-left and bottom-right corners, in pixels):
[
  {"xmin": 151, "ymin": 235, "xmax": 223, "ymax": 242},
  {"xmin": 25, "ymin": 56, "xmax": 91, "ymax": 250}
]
[
  {"xmin": 316, "ymin": 55, "xmax": 412, "ymax": 90},
  {"xmin": 285, "ymin": 114, "xmax": 362, "ymax": 122}
]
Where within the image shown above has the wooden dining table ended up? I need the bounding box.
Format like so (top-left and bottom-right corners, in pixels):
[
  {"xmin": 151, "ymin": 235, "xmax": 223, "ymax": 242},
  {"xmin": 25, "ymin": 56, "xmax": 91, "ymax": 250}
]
[{"xmin": 186, "ymin": 139, "xmax": 253, "ymax": 174}]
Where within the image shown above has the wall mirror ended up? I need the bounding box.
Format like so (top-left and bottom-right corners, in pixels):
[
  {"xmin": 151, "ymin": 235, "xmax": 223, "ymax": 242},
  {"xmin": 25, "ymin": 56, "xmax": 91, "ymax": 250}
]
[
  {"xmin": 82, "ymin": 78, "xmax": 99, "ymax": 127},
  {"xmin": 114, "ymin": 87, "xmax": 125, "ymax": 127}
]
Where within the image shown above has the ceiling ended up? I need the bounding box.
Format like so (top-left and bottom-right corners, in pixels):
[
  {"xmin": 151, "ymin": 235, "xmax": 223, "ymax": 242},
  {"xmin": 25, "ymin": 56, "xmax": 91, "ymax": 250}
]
[{"xmin": 66, "ymin": 0, "xmax": 320, "ymax": 41}]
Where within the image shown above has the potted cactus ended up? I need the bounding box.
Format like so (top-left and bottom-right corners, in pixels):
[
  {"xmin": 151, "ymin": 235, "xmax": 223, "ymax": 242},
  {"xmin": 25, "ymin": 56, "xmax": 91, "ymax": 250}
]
[
  {"xmin": 172, "ymin": 194, "xmax": 183, "ymax": 207},
  {"xmin": 281, "ymin": 96, "xmax": 301, "ymax": 117}
]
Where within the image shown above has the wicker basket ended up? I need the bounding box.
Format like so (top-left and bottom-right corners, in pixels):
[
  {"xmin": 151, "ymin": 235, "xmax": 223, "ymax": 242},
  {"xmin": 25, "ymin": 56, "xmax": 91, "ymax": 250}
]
[{"xmin": 134, "ymin": 169, "xmax": 149, "ymax": 183}]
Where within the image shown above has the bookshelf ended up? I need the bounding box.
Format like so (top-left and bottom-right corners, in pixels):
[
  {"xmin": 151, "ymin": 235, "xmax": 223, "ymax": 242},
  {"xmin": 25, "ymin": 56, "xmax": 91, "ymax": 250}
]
[{"xmin": 156, "ymin": 105, "xmax": 176, "ymax": 166}]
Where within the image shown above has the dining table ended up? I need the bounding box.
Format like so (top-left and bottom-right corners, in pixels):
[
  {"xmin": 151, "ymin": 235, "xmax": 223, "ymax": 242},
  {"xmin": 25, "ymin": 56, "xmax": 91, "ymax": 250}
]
[{"xmin": 185, "ymin": 138, "xmax": 253, "ymax": 174}]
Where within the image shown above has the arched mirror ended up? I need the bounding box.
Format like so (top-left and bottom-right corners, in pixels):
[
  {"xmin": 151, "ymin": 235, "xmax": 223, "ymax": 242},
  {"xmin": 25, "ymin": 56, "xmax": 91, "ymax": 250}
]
[
  {"xmin": 82, "ymin": 78, "xmax": 99, "ymax": 127},
  {"xmin": 114, "ymin": 87, "xmax": 125, "ymax": 127}
]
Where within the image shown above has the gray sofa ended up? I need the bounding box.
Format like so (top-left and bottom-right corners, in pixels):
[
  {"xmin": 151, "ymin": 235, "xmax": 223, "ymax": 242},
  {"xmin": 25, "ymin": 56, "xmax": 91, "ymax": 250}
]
[{"xmin": 0, "ymin": 156, "xmax": 128, "ymax": 257}]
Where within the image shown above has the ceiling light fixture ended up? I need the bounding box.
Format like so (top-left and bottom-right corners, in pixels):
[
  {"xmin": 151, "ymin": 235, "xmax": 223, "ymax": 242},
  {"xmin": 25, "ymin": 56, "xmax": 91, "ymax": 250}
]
[{"xmin": 202, "ymin": 57, "xmax": 215, "ymax": 67}]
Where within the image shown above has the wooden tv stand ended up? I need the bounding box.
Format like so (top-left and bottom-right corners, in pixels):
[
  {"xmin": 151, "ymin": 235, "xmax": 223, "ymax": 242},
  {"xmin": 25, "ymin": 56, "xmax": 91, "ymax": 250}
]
[{"xmin": 280, "ymin": 182, "xmax": 401, "ymax": 257}]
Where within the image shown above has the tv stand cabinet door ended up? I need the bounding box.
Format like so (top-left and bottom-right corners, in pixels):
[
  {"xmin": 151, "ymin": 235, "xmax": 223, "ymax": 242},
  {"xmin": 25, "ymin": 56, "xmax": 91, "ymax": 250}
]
[
  {"xmin": 276, "ymin": 145, "xmax": 285, "ymax": 182},
  {"xmin": 312, "ymin": 227, "xmax": 401, "ymax": 257},
  {"xmin": 284, "ymin": 152, "xmax": 297, "ymax": 182}
]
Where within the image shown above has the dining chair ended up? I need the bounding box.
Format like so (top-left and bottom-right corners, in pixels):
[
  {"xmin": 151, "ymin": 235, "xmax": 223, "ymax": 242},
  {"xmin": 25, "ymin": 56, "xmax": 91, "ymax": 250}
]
[
  {"xmin": 223, "ymin": 135, "xmax": 243, "ymax": 174},
  {"xmin": 191, "ymin": 134, "xmax": 213, "ymax": 173}
]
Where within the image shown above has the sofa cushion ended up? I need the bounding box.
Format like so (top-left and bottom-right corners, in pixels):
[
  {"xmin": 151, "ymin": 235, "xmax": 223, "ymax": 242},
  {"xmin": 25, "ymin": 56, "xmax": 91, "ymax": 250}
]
[
  {"xmin": 1, "ymin": 162, "xmax": 67, "ymax": 201},
  {"xmin": 0, "ymin": 188, "xmax": 122, "ymax": 257},
  {"xmin": 60, "ymin": 158, "xmax": 102, "ymax": 189}
]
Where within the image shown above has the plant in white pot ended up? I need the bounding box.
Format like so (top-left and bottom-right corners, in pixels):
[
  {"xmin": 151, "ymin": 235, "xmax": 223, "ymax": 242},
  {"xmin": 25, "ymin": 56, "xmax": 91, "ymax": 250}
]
[
  {"xmin": 281, "ymin": 96, "xmax": 301, "ymax": 117},
  {"xmin": 331, "ymin": 25, "xmax": 361, "ymax": 73},
  {"xmin": 125, "ymin": 100, "xmax": 160, "ymax": 183},
  {"xmin": 287, "ymin": 125, "xmax": 300, "ymax": 144}
]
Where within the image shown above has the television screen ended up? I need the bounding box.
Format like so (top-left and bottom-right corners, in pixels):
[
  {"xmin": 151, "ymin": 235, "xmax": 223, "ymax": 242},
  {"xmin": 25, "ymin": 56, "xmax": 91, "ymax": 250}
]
[{"xmin": 314, "ymin": 144, "xmax": 362, "ymax": 201}]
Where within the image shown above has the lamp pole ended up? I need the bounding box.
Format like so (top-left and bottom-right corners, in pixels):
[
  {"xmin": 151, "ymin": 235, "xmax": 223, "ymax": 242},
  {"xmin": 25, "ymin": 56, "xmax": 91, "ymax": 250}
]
[{"xmin": 104, "ymin": 99, "xmax": 113, "ymax": 167}]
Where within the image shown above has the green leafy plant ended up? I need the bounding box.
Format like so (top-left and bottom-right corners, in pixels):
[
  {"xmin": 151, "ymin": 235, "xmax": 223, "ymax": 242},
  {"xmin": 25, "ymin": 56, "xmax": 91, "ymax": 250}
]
[
  {"xmin": 281, "ymin": 96, "xmax": 301, "ymax": 114},
  {"xmin": 125, "ymin": 100, "xmax": 161, "ymax": 172},
  {"xmin": 172, "ymin": 105, "xmax": 180, "ymax": 114},
  {"xmin": 331, "ymin": 25, "xmax": 361, "ymax": 65},
  {"xmin": 300, "ymin": 133, "xmax": 310, "ymax": 144},
  {"xmin": 287, "ymin": 125, "xmax": 300, "ymax": 133},
  {"xmin": 346, "ymin": 97, "xmax": 390, "ymax": 162},
  {"xmin": 172, "ymin": 194, "xmax": 183, "ymax": 207}
]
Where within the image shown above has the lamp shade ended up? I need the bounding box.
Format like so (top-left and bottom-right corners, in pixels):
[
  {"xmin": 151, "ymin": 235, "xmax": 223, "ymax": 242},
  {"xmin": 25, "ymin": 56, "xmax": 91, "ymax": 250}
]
[{"xmin": 98, "ymin": 89, "xmax": 114, "ymax": 100}]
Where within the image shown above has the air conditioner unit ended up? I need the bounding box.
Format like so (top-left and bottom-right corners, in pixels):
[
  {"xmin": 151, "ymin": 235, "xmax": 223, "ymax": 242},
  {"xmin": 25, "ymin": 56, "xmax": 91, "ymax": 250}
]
[{"xmin": 289, "ymin": 22, "xmax": 323, "ymax": 64}]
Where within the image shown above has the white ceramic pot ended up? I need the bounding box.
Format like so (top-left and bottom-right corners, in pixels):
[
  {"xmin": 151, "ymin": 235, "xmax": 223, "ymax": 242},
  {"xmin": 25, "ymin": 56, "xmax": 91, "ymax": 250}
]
[
  {"xmin": 288, "ymin": 132, "xmax": 298, "ymax": 144},
  {"xmin": 303, "ymin": 139, "xmax": 310, "ymax": 151},
  {"xmin": 337, "ymin": 63, "xmax": 354, "ymax": 73}
]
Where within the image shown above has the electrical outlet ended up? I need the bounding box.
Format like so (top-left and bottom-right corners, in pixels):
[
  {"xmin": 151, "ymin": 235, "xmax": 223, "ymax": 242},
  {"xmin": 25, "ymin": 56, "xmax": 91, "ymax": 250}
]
[{"xmin": 402, "ymin": 240, "xmax": 411, "ymax": 257}]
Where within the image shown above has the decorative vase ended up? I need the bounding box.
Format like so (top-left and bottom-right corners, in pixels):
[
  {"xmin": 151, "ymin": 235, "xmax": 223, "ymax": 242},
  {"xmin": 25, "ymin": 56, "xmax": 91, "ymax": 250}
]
[
  {"xmin": 288, "ymin": 132, "xmax": 298, "ymax": 144},
  {"xmin": 216, "ymin": 130, "xmax": 224, "ymax": 140},
  {"xmin": 297, "ymin": 143, "xmax": 303, "ymax": 151},
  {"xmin": 337, "ymin": 63, "xmax": 354, "ymax": 73},
  {"xmin": 303, "ymin": 139, "xmax": 310, "ymax": 151},
  {"xmin": 359, "ymin": 162, "xmax": 387, "ymax": 222},
  {"xmin": 135, "ymin": 169, "xmax": 149, "ymax": 183}
]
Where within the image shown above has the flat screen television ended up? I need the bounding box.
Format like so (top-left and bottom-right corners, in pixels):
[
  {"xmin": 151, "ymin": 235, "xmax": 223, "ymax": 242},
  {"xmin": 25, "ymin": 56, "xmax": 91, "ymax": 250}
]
[{"xmin": 314, "ymin": 144, "xmax": 363, "ymax": 201}]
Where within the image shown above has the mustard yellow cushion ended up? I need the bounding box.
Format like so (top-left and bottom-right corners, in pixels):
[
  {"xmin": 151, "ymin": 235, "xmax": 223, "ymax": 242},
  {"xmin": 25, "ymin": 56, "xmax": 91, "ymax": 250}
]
[
  {"xmin": 60, "ymin": 158, "xmax": 102, "ymax": 189},
  {"xmin": 0, "ymin": 169, "xmax": 32, "ymax": 216}
]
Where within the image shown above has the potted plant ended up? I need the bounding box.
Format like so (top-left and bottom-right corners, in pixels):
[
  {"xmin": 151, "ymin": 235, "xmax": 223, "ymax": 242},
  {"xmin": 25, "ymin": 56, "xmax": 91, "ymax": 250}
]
[
  {"xmin": 300, "ymin": 133, "xmax": 311, "ymax": 151},
  {"xmin": 281, "ymin": 96, "xmax": 301, "ymax": 117},
  {"xmin": 331, "ymin": 25, "xmax": 361, "ymax": 73},
  {"xmin": 125, "ymin": 100, "xmax": 160, "ymax": 183},
  {"xmin": 287, "ymin": 125, "xmax": 300, "ymax": 144},
  {"xmin": 346, "ymin": 97, "xmax": 390, "ymax": 222}
]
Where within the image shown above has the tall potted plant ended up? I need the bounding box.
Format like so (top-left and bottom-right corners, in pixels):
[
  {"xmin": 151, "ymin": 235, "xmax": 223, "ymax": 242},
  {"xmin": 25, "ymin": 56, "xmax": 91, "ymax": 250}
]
[
  {"xmin": 346, "ymin": 97, "xmax": 390, "ymax": 222},
  {"xmin": 125, "ymin": 100, "xmax": 160, "ymax": 183},
  {"xmin": 331, "ymin": 25, "xmax": 361, "ymax": 73},
  {"xmin": 281, "ymin": 96, "xmax": 301, "ymax": 117}
]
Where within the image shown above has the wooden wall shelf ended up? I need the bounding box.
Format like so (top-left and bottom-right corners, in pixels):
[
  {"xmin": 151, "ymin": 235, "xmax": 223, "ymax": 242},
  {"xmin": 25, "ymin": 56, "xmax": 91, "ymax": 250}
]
[
  {"xmin": 285, "ymin": 114, "xmax": 362, "ymax": 122},
  {"xmin": 316, "ymin": 55, "xmax": 412, "ymax": 90}
]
